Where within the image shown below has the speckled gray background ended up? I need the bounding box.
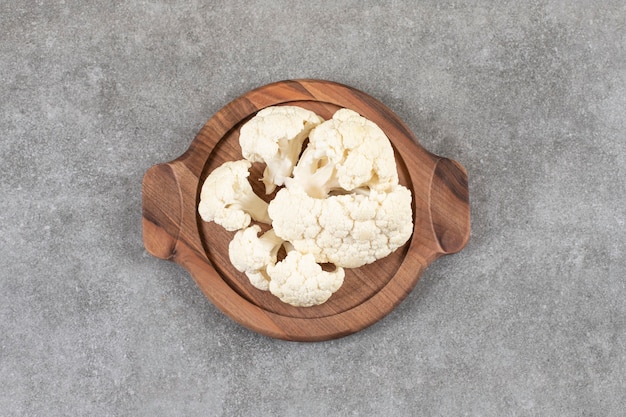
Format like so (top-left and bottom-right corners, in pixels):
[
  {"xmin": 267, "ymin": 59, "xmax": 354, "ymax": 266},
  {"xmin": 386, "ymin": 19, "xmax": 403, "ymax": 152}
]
[{"xmin": 2, "ymin": 1, "xmax": 625, "ymax": 416}]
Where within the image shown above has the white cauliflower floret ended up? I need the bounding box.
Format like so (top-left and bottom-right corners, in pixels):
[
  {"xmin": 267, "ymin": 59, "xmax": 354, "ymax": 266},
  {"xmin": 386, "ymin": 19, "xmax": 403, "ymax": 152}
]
[
  {"xmin": 267, "ymin": 248, "xmax": 345, "ymax": 307},
  {"xmin": 239, "ymin": 106, "xmax": 324, "ymax": 194},
  {"xmin": 198, "ymin": 160, "xmax": 271, "ymax": 232},
  {"xmin": 228, "ymin": 225, "xmax": 284, "ymax": 291},
  {"xmin": 269, "ymin": 185, "xmax": 413, "ymax": 269},
  {"xmin": 268, "ymin": 108, "xmax": 413, "ymax": 269},
  {"xmin": 286, "ymin": 108, "xmax": 398, "ymax": 198}
]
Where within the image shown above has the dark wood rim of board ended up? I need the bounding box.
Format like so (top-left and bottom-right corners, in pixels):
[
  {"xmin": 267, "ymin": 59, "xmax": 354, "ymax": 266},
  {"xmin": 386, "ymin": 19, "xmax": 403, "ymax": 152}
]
[{"xmin": 142, "ymin": 79, "xmax": 470, "ymax": 341}]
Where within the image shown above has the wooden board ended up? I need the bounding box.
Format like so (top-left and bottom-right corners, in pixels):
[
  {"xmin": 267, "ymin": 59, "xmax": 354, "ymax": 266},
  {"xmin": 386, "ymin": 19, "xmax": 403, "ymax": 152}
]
[{"xmin": 142, "ymin": 79, "xmax": 470, "ymax": 341}]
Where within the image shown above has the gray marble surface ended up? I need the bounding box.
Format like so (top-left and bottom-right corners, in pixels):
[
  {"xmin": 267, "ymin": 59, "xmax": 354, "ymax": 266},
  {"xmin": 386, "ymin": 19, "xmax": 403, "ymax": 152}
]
[{"xmin": 2, "ymin": 1, "xmax": 625, "ymax": 416}]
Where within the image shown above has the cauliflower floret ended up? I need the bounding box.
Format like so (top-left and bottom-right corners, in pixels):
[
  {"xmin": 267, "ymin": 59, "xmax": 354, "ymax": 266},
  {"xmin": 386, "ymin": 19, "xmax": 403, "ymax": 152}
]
[
  {"xmin": 268, "ymin": 108, "xmax": 413, "ymax": 269},
  {"xmin": 269, "ymin": 185, "xmax": 413, "ymax": 268},
  {"xmin": 228, "ymin": 225, "xmax": 284, "ymax": 290},
  {"xmin": 198, "ymin": 160, "xmax": 271, "ymax": 231},
  {"xmin": 239, "ymin": 106, "xmax": 324, "ymax": 194},
  {"xmin": 286, "ymin": 108, "xmax": 398, "ymax": 198},
  {"xmin": 267, "ymin": 248, "xmax": 345, "ymax": 307}
]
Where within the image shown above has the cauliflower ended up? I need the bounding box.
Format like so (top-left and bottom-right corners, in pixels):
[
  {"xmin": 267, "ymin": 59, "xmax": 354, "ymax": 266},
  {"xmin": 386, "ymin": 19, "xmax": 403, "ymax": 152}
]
[
  {"xmin": 228, "ymin": 225, "xmax": 284, "ymax": 291},
  {"xmin": 268, "ymin": 108, "xmax": 413, "ymax": 269},
  {"xmin": 286, "ymin": 108, "xmax": 399, "ymax": 198},
  {"xmin": 199, "ymin": 106, "xmax": 414, "ymax": 307},
  {"xmin": 266, "ymin": 247, "xmax": 345, "ymax": 307},
  {"xmin": 269, "ymin": 185, "xmax": 413, "ymax": 268},
  {"xmin": 239, "ymin": 106, "xmax": 324, "ymax": 194},
  {"xmin": 198, "ymin": 160, "xmax": 271, "ymax": 231}
]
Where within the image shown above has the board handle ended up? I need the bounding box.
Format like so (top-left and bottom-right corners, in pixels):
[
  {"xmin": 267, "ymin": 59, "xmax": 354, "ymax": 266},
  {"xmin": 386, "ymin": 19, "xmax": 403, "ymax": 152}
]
[
  {"xmin": 429, "ymin": 158, "xmax": 470, "ymax": 255},
  {"xmin": 142, "ymin": 163, "xmax": 183, "ymax": 260}
]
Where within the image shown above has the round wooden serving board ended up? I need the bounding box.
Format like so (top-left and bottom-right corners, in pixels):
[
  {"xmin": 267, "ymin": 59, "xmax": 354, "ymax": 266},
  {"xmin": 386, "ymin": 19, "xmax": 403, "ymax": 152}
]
[{"xmin": 142, "ymin": 79, "xmax": 470, "ymax": 341}]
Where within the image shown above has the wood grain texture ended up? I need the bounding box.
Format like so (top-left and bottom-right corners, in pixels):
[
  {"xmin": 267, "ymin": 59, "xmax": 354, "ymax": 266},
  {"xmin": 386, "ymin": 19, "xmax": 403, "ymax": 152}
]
[{"xmin": 142, "ymin": 79, "xmax": 470, "ymax": 341}]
